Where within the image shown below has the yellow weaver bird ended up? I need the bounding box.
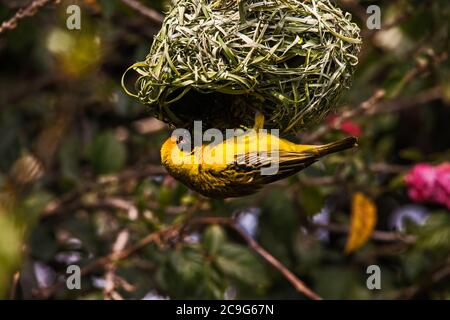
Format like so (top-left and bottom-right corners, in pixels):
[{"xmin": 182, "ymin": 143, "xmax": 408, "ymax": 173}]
[{"xmin": 161, "ymin": 114, "xmax": 357, "ymax": 198}]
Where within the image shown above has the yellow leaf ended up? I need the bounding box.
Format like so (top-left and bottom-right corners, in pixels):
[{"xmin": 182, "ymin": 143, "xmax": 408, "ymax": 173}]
[{"xmin": 345, "ymin": 192, "xmax": 377, "ymax": 254}]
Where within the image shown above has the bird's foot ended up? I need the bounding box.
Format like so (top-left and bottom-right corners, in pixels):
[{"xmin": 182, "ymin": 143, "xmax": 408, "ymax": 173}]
[{"xmin": 253, "ymin": 111, "xmax": 265, "ymax": 131}]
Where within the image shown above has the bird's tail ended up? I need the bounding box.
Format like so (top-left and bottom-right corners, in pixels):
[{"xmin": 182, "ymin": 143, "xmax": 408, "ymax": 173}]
[{"xmin": 316, "ymin": 136, "xmax": 358, "ymax": 156}]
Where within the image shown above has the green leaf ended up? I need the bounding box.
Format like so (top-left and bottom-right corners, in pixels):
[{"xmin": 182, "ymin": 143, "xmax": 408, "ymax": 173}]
[
  {"xmin": 157, "ymin": 244, "xmax": 223, "ymax": 299},
  {"xmin": 0, "ymin": 213, "xmax": 22, "ymax": 298},
  {"xmin": 215, "ymin": 243, "xmax": 269, "ymax": 289},
  {"xmin": 312, "ymin": 267, "xmax": 354, "ymax": 299},
  {"xmin": 203, "ymin": 225, "xmax": 226, "ymax": 256},
  {"xmin": 169, "ymin": 245, "xmax": 205, "ymax": 284},
  {"xmin": 416, "ymin": 213, "xmax": 450, "ymax": 251},
  {"xmin": 298, "ymin": 186, "xmax": 324, "ymax": 216},
  {"xmin": 88, "ymin": 132, "xmax": 126, "ymax": 174}
]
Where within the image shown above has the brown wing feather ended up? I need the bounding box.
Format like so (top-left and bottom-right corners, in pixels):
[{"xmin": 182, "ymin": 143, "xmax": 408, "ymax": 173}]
[{"xmin": 228, "ymin": 151, "xmax": 319, "ymax": 183}]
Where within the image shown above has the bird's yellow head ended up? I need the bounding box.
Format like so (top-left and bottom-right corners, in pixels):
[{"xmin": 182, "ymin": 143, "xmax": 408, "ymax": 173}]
[{"xmin": 160, "ymin": 134, "xmax": 198, "ymax": 177}]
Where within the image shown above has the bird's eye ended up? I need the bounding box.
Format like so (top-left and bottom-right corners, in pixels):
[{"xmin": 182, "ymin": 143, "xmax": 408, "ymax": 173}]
[{"xmin": 173, "ymin": 133, "xmax": 192, "ymax": 151}]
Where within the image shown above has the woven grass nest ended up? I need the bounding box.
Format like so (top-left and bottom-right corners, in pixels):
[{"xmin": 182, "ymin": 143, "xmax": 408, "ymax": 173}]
[{"xmin": 123, "ymin": 0, "xmax": 361, "ymax": 133}]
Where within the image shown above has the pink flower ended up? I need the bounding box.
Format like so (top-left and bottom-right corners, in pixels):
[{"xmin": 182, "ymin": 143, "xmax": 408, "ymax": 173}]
[
  {"xmin": 405, "ymin": 162, "xmax": 450, "ymax": 209},
  {"xmin": 340, "ymin": 121, "xmax": 362, "ymax": 137},
  {"xmin": 326, "ymin": 115, "xmax": 362, "ymax": 137},
  {"xmin": 405, "ymin": 164, "xmax": 436, "ymax": 202},
  {"xmin": 434, "ymin": 163, "xmax": 450, "ymax": 209}
]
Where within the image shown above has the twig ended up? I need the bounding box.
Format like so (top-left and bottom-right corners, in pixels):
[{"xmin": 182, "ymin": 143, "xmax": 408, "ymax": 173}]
[
  {"xmin": 297, "ymin": 162, "xmax": 409, "ymax": 187},
  {"xmin": 303, "ymin": 89, "xmax": 386, "ymax": 143},
  {"xmin": 303, "ymin": 84, "xmax": 443, "ymax": 143},
  {"xmin": 298, "ymin": 175, "xmax": 339, "ymax": 186},
  {"xmin": 369, "ymin": 162, "xmax": 409, "ymax": 174},
  {"xmin": 230, "ymin": 222, "xmax": 322, "ymax": 300},
  {"xmin": 9, "ymin": 271, "xmax": 21, "ymax": 300},
  {"xmin": 314, "ymin": 222, "xmax": 417, "ymax": 244},
  {"xmin": 41, "ymin": 164, "xmax": 166, "ymax": 218},
  {"xmin": 102, "ymin": 198, "xmax": 139, "ymax": 221},
  {"xmin": 303, "ymin": 50, "xmax": 447, "ymax": 144},
  {"xmin": 1, "ymin": 76, "xmax": 54, "ymax": 112},
  {"xmin": 189, "ymin": 216, "xmax": 322, "ymax": 300},
  {"xmin": 104, "ymin": 229, "xmax": 130, "ymax": 300},
  {"xmin": 371, "ymin": 86, "xmax": 443, "ymax": 114},
  {"xmin": 120, "ymin": 0, "xmax": 164, "ymax": 24},
  {"xmin": 0, "ymin": 0, "xmax": 60, "ymax": 34}
]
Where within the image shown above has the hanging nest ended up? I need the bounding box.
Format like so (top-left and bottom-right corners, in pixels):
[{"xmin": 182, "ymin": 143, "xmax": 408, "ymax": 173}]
[{"xmin": 122, "ymin": 0, "xmax": 361, "ymax": 133}]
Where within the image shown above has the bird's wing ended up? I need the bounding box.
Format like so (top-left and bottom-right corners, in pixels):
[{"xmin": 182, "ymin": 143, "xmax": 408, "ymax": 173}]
[
  {"xmin": 205, "ymin": 150, "xmax": 319, "ymax": 185},
  {"xmin": 237, "ymin": 150, "xmax": 318, "ymax": 169}
]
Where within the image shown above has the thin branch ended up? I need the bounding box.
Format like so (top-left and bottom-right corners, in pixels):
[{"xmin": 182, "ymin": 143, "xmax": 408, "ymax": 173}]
[
  {"xmin": 372, "ymin": 86, "xmax": 443, "ymax": 114},
  {"xmin": 101, "ymin": 198, "xmax": 139, "ymax": 221},
  {"xmin": 104, "ymin": 229, "xmax": 130, "ymax": 300},
  {"xmin": 0, "ymin": 0, "xmax": 60, "ymax": 34},
  {"xmin": 41, "ymin": 164, "xmax": 166, "ymax": 218},
  {"xmin": 314, "ymin": 222, "xmax": 417, "ymax": 244},
  {"xmin": 230, "ymin": 222, "xmax": 322, "ymax": 300},
  {"xmin": 369, "ymin": 162, "xmax": 409, "ymax": 174},
  {"xmin": 189, "ymin": 216, "xmax": 322, "ymax": 300},
  {"xmin": 120, "ymin": 0, "xmax": 164, "ymax": 24},
  {"xmin": 303, "ymin": 84, "xmax": 443, "ymax": 143},
  {"xmin": 9, "ymin": 271, "xmax": 21, "ymax": 300},
  {"xmin": 303, "ymin": 51, "xmax": 447, "ymax": 143},
  {"xmin": 299, "ymin": 175, "xmax": 339, "ymax": 186},
  {"xmin": 303, "ymin": 89, "xmax": 386, "ymax": 143}
]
